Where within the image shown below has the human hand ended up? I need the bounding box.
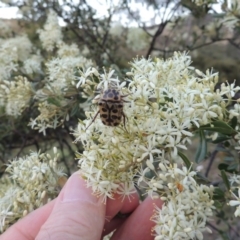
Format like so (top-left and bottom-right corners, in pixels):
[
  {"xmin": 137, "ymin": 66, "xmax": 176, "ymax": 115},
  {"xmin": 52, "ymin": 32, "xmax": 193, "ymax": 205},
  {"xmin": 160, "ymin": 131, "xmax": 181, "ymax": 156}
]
[{"xmin": 0, "ymin": 172, "xmax": 163, "ymax": 240}]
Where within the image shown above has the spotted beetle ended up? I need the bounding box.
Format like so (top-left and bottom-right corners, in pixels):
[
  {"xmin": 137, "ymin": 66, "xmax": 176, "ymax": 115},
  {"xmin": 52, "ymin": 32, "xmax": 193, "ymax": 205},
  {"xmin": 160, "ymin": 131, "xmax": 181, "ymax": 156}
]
[{"xmin": 86, "ymin": 88, "xmax": 128, "ymax": 129}]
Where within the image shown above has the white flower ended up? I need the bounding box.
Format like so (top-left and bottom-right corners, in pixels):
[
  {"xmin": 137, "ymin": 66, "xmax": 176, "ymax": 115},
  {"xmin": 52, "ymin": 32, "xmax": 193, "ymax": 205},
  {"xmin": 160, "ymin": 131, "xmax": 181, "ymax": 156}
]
[
  {"xmin": 76, "ymin": 67, "xmax": 99, "ymax": 89},
  {"xmin": 97, "ymin": 69, "xmax": 120, "ymax": 90},
  {"xmin": 139, "ymin": 136, "xmax": 162, "ymax": 163},
  {"xmin": 229, "ymin": 174, "xmax": 240, "ymax": 186},
  {"xmin": 229, "ymin": 188, "xmax": 240, "ymax": 217},
  {"xmin": 0, "ymin": 200, "xmax": 14, "ymax": 232}
]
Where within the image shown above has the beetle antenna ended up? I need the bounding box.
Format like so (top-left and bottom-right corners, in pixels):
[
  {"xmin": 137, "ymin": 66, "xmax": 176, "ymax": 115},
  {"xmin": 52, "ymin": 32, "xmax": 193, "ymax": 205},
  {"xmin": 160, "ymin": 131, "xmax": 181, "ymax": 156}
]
[{"xmin": 85, "ymin": 111, "xmax": 100, "ymax": 130}]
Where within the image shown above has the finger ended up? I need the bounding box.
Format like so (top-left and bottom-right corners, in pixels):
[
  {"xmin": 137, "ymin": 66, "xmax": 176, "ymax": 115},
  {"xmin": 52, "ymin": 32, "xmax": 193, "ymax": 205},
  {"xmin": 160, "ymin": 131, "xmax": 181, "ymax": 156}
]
[
  {"xmin": 105, "ymin": 192, "xmax": 139, "ymax": 223},
  {"xmin": 102, "ymin": 217, "xmax": 126, "ymax": 237},
  {"xmin": 111, "ymin": 196, "xmax": 163, "ymax": 240},
  {"xmin": 120, "ymin": 193, "xmax": 139, "ymax": 214},
  {"xmin": 103, "ymin": 193, "xmax": 139, "ymax": 236},
  {"xmin": 35, "ymin": 172, "xmax": 106, "ymax": 240},
  {"xmin": 0, "ymin": 199, "xmax": 56, "ymax": 240}
]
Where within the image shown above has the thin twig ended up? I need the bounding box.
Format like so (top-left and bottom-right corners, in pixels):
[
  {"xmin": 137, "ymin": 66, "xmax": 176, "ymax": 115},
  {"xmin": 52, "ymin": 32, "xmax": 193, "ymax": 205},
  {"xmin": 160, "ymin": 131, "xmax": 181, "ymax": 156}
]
[{"xmin": 205, "ymin": 144, "xmax": 220, "ymax": 178}]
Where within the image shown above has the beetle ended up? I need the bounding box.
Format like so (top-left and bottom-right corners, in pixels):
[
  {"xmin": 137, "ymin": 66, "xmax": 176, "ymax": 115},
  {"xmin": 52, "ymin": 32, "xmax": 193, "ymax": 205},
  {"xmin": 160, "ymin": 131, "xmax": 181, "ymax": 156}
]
[{"xmin": 86, "ymin": 88, "xmax": 128, "ymax": 130}]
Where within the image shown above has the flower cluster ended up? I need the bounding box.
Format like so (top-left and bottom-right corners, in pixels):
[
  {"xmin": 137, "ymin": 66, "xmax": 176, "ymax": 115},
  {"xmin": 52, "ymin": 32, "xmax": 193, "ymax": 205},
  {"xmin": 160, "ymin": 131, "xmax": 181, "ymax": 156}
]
[
  {"xmin": 46, "ymin": 56, "xmax": 93, "ymax": 92},
  {"xmin": 23, "ymin": 53, "xmax": 43, "ymax": 75},
  {"xmin": 0, "ymin": 35, "xmax": 33, "ymax": 79},
  {"xmin": 27, "ymin": 11, "xmax": 94, "ymax": 134},
  {"xmin": 57, "ymin": 43, "xmax": 80, "ymax": 58},
  {"xmin": 0, "ymin": 148, "xmax": 66, "ymax": 233},
  {"xmin": 220, "ymin": 0, "xmax": 240, "ymax": 29},
  {"xmin": 38, "ymin": 10, "xmax": 63, "ymax": 51},
  {"xmin": 152, "ymin": 164, "xmax": 214, "ymax": 240},
  {"xmin": 0, "ymin": 34, "xmax": 42, "ymax": 118},
  {"xmin": 74, "ymin": 52, "xmax": 240, "ymax": 239},
  {"xmin": 29, "ymin": 101, "xmax": 63, "ymax": 135},
  {"xmin": 0, "ymin": 76, "xmax": 33, "ymax": 117},
  {"xmin": 28, "ymin": 54, "xmax": 94, "ymax": 134}
]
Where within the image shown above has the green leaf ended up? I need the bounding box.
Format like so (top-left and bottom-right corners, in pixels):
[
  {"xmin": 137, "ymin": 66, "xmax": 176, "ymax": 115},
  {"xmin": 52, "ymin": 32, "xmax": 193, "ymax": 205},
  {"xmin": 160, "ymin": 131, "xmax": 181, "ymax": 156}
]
[
  {"xmin": 223, "ymin": 141, "xmax": 230, "ymax": 147},
  {"xmin": 195, "ymin": 172, "xmax": 211, "ymax": 184},
  {"xmin": 70, "ymin": 104, "xmax": 80, "ymax": 117},
  {"xmin": 200, "ymin": 120, "xmax": 236, "ymax": 135},
  {"xmin": 218, "ymin": 163, "xmax": 229, "ymax": 171},
  {"xmin": 211, "ymin": 134, "xmax": 231, "ymax": 143},
  {"xmin": 220, "ymin": 233, "xmax": 230, "ymax": 240},
  {"xmin": 218, "ymin": 163, "xmax": 237, "ymax": 174},
  {"xmin": 213, "ymin": 200, "xmax": 224, "ymax": 209},
  {"xmin": 78, "ymin": 95, "xmax": 88, "ymax": 104},
  {"xmin": 229, "ymin": 116, "xmax": 238, "ymax": 129},
  {"xmin": 223, "ymin": 156, "xmax": 234, "ymax": 162},
  {"xmin": 195, "ymin": 130, "xmax": 207, "ymax": 163},
  {"xmin": 178, "ymin": 151, "xmax": 192, "ymax": 169},
  {"xmin": 213, "ymin": 187, "xmax": 225, "ymax": 200},
  {"xmin": 215, "ymin": 145, "xmax": 228, "ymax": 152},
  {"xmin": 47, "ymin": 97, "xmax": 62, "ymax": 107},
  {"xmin": 220, "ymin": 170, "xmax": 230, "ymax": 190},
  {"xmin": 227, "ymin": 163, "xmax": 239, "ymax": 173}
]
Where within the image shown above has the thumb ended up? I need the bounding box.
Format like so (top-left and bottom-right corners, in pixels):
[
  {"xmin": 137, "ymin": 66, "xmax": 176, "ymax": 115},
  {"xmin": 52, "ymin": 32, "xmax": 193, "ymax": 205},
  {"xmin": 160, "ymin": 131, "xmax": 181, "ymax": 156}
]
[{"xmin": 36, "ymin": 172, "xmax": 106, "ymax": 240}]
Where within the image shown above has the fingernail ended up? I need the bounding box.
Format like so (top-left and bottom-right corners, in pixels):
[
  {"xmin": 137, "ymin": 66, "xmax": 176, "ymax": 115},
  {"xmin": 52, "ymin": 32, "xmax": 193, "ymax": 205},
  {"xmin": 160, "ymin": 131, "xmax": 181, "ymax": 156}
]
[{"xmin": 62, "ymin": 172, "xmax": 101, "ymax": 204}]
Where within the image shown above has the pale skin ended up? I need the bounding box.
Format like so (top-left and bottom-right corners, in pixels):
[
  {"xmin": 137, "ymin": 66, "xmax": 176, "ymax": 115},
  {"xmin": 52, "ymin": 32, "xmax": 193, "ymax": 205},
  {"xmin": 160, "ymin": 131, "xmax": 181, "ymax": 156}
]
[{"xmin": 0, "ymin": 173, "xmax": 163, "ymax": 240}]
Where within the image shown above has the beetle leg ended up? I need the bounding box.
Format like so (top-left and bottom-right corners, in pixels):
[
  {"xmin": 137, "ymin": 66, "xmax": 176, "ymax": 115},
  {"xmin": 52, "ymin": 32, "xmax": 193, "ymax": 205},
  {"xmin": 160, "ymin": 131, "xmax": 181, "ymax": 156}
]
[
  {"xmin": 85, "ymin": 111, "xmax": 100, "ymax": 130},
  {"xmin": 121, "ymin": 93, "xmax": 130, "ymax": 98},
  {"xmin": 121, "ymin": 94, "xmax": 130, "ymax": 103},
  {"xmin": 122, "ymin": 112, "xmax": 128, "ymax": 132}
]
